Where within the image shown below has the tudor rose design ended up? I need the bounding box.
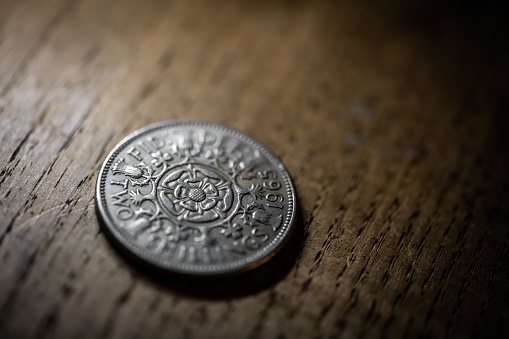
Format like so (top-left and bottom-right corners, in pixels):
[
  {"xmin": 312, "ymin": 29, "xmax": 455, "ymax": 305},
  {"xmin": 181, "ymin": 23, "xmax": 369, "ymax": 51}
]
[{"xmin": 96, "ymin": 121, "xmax": 296, "ymax": 275}]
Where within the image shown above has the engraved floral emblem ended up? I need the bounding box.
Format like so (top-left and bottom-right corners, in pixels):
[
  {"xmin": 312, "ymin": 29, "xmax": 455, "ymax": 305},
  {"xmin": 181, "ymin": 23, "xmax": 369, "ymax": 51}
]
[
  {"xmin": 157, "ymin": 164, "xmax": 234, "ymax": 223},
  {"xmin": 98, "ymin": 122, "xmax": 296, "ymax": 275}
]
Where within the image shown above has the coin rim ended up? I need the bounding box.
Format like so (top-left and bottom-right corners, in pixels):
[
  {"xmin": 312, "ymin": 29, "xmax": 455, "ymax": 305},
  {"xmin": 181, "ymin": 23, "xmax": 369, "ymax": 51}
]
[{"xmin": 95, "ymin": 120, "xmax": 297, "ymax": 276}]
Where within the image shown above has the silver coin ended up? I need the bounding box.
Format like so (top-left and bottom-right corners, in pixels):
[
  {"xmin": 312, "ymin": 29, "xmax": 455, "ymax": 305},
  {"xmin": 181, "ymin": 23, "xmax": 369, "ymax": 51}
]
[{"xmin": 95, "ymin": 120, "xmax": 297, "ymax": 276}]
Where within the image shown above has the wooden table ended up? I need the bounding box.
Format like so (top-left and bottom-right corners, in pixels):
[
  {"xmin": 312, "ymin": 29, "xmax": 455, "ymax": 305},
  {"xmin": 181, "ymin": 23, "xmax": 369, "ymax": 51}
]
[{"xmin": 1, "ymin": 0, "xmax": 508, "ymax": 338}]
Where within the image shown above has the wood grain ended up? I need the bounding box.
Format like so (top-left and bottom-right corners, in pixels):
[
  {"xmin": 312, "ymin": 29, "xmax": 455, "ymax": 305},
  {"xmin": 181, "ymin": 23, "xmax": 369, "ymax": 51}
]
[{"xmin": 1, "ymin": 0, "xmax": 508, "ymax": 338}]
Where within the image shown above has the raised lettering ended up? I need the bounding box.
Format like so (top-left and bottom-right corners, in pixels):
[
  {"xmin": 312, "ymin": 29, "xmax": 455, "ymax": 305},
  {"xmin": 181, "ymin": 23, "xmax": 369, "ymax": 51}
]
[
  {"xmin": 110, "ymin": 179, "xmax": 129, "ymax": 189},
  {"xmin": 177, "ymin": 244, "xmax": 186, "ymax": 262},
  {"xmin": 147, "ymin": 136, "xmax": 165, "ymax": 150},
  {"xmin": 127, "ymin": 147, "xmax": 142, "ymax": 161},
  {"xmin": 117, "ymin": 207, "xmax": 134, "ymax": 220},
  {"xmin": 111, "ymin": 190, "xmax": 129, "ymax": 207}
]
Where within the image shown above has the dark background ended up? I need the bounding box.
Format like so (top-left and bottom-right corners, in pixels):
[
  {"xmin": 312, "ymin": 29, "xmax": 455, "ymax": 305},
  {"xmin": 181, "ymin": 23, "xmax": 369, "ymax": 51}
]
[{"xmin": 0, "ymin": 0, "xmax": 508, "ymax": 338}]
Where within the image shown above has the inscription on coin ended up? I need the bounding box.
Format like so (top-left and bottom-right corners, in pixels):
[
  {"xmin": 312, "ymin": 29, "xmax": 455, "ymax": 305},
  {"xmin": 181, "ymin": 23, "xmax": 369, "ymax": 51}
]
[{"xmin": 96, "ymin": 121, "xmax": 297, "ymax": 275}]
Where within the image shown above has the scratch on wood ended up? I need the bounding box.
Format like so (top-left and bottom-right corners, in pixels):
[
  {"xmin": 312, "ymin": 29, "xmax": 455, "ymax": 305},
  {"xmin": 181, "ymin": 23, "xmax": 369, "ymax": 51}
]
[{"xmin": 58, "ymin": 97, "xmax": 99, "ymax": 153}]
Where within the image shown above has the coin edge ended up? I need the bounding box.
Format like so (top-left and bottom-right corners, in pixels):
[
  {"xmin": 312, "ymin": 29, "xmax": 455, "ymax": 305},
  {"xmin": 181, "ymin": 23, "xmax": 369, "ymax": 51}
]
[{"xmin": 95, "ymin": 120, "xmax": 298, "ymax": 276}]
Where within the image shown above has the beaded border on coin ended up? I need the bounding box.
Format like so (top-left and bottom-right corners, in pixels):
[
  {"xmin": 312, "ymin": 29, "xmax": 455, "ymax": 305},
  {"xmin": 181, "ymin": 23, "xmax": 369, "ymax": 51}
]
[{"xmin": 95, "ymin": 120, "xmax": 297, "ymax": 276}]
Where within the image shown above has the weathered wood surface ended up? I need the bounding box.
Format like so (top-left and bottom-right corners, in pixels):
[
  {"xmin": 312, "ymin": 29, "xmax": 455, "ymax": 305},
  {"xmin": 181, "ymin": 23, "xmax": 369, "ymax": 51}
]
[{"xmin": 1, "ymin": 0, "xmax": 508, "ymax": 338}]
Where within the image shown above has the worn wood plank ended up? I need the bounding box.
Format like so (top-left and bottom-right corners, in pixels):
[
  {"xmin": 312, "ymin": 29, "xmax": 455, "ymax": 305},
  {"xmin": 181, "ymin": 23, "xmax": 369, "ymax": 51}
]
[{"xmin": 1, "ymin": 0, "xmax": 508, "ymax": 338}]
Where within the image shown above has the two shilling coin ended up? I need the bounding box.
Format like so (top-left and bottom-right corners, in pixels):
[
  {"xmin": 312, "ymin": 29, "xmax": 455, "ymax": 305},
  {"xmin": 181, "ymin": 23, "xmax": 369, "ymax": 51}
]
[{"xmin": 95, "ymin": 120, "xmax": 297, "ymax": 276}]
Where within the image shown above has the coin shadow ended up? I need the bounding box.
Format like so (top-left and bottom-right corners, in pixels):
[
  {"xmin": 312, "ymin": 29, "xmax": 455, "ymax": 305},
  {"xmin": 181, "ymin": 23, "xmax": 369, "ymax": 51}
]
[{"xmin": 126, "ymin": 206, "xmax": 305, "ymax": 299}]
